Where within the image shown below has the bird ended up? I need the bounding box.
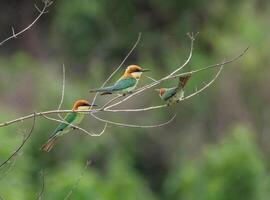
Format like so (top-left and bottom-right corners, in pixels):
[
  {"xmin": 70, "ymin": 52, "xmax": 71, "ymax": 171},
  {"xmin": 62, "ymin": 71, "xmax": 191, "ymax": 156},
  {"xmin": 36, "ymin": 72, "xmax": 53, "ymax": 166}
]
[
  {"xmin": 89, "ymin": 65, "xmax": 150, "ymax": 95},
  {"xmin": 41, "ymin": 99, "xmax": 97, "ymax": 152},
  {"xmin": 156, "ymin": 75, "xmax": 191, "ymax": 106}
]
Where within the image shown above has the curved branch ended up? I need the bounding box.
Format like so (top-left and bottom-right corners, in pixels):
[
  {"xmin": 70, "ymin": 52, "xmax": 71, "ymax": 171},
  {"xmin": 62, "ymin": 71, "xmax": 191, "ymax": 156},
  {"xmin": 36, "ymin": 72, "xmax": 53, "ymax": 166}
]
[
  {"xmin": 0, "ymin": 112, "xmax": 36, "ymax": 169},
  {"xmin": 90, "ymin": 113, "xmax": 176, "ymax": 128},
  {"xmin": 0, "ymin": 0, "xmax": 53, "ymax": 46},
  {"xmin": 57, "ymin": 64, "xmax": 66, "ymax": 120}
]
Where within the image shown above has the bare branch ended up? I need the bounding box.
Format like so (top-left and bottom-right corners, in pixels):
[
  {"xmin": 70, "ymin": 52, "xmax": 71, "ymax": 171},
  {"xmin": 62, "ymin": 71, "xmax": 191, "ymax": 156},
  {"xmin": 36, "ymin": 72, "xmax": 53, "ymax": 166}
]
[
  {"xmin": 90, "ymin": 113, "xmax": 176, "ymax": 128},
  {"xmin": 182, "ymin": 63, "xmax": 224, "ymax": 101},
  {"xmin": 64, "ymin": 160, "xmax": 91, "ymax": 200},
  {"xmin": 0, "ymin": 112, "xmax": 36, "ymax": 169},
  {"xmin": 0, "ymin": 0, "xmax": 53, "ymax": 46},
  {"xmin": 99, "ymin": 95, "xmax": 124, "ymax": 110},
  {"xmin": 168, "ymin": 46, "xmax": 249, "ymax": 80},
  {"xmin": 57, "ymin": 64, "xmax": 66, "ymax": 120}
]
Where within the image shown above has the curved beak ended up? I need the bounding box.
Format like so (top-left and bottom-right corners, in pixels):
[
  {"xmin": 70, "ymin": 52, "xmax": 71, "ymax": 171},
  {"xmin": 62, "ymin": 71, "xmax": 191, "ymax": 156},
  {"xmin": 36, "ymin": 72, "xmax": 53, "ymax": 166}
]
[{"xmin": 141, "ymin": 69, "xmax": 150, "ymax": 72}]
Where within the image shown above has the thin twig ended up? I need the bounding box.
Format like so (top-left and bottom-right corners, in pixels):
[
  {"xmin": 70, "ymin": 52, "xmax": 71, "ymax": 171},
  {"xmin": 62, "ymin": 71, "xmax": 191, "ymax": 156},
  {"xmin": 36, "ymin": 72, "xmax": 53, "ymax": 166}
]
[
  {"xmin": 90, "ymin": 113, "xmax": 176, "ymax": 128},
  {"xmin": 182, "ymin": 63, "xmax": 224, "ymax": 101},
  {"xmin": 0, "ymin": 0, "xmax": 53, "ymax": 46},
  {"xmin": 0, "ymin": 112, "xmax": 36, "ymax": 168},
  {"xmin": 57, "ymin": 64, "xmax": 66, "ymax": 120},
  {"xmin": 36, "ymin": 170, "xmax": 45, "ymax": 200},
  {"xmin": 90, "ymin": 32, "xmax": 142, "ymax": 109},
  {"xmin": 99, "ymin": 95, "xmax": 124, "ymax": 110},
  {"xmin": 63, "ymin": 160, "xmax": 91, "ymax": 200}
]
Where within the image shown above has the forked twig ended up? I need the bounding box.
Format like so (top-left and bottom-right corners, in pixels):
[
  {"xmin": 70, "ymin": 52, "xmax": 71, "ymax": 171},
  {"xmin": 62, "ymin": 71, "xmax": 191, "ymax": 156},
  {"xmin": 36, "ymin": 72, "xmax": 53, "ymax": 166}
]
[
  {"xmin": 0, "ymin": 0, "xmax": 53, "ymax": 46},
  {"xmin": 0, "ymin": 112, "xmax": 36, "ymax": 168}
]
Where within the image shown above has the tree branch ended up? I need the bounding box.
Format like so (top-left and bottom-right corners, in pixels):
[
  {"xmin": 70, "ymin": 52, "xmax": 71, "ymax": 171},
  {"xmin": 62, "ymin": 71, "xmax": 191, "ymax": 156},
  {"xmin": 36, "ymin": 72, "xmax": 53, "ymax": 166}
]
[
  {"xmin": 90, "ymin": 113, "xmax": 176, "ymax": 128},
  {"xmin": 0, "ymin": 0, "xmax": 53, "ymax": 46}
]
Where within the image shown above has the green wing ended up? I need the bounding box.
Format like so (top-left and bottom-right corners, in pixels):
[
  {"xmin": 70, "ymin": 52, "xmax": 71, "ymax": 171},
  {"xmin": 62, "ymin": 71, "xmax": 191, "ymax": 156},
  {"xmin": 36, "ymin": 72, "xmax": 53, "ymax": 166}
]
[
  {"xmin": 162, "ymin": 88, "xmax": 177, "ymax": 101},
  {"xmin": 50, "ymin": 112, "xmax": 77, "ymax": 137},
  {"xmin": 111, "ymin": 77, "xmax": 137, "ymax": 91}
]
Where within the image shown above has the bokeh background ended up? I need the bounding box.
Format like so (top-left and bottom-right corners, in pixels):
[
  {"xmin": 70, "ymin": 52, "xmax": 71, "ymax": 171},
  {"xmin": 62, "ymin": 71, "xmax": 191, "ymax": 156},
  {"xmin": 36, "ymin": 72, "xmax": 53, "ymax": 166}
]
[{"xmin": 0, "ymin": 0, "xmax": 270, "ymax": 199}]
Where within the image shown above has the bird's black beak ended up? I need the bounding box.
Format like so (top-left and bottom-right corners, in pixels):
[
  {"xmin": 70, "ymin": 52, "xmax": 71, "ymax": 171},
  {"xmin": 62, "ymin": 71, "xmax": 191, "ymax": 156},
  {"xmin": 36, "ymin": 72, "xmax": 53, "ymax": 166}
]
[
  {"xmin": 89, "ymin": 104, "xmax": 98, "ymax": 107},
  {"xmin": 141, "ymin": 69, "xmax": 150, "ymax": 72}
]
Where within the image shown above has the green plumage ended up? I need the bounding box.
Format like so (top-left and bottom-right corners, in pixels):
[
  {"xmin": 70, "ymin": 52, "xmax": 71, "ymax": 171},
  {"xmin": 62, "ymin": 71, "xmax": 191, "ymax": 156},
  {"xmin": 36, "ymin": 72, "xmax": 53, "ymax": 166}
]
[
  {"xmin": 159, "ymin": 75, "xmax": 191, "ymax": 106},
  {"xmin": 49, "ymin": 112, "xmax": 84, "ymax": 138},
  {"xmin": 161, "ymin": 87, "xmax": 178, "ymax": 101},
  {"xmin": 89, "ymin": 77, "xmax": 137, "ymax": 94}
]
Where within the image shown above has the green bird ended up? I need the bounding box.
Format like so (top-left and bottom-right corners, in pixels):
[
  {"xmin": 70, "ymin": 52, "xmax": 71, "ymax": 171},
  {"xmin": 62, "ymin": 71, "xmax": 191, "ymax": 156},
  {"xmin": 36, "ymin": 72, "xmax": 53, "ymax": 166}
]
[
  {"xmin": 89, "ymin": 65, "xmax": 150, "ymax": 95},
  {"xmin": 41, "ymin": 99, "xmax": 97, "ymax": 152},
  {"xmin": 156, "ymin": 75, "xmax": 191, "ymax": 106}
]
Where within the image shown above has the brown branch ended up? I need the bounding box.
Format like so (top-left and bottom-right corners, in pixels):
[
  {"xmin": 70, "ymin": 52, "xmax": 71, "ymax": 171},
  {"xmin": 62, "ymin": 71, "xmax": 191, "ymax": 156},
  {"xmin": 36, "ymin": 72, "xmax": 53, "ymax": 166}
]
[
  {"xmin": 0, "ymin": 112, "xmax": 36, "ymax": 168},
  {"xmin": 0, "ymin": 0, "xmax": 53, "ymax": 46}
]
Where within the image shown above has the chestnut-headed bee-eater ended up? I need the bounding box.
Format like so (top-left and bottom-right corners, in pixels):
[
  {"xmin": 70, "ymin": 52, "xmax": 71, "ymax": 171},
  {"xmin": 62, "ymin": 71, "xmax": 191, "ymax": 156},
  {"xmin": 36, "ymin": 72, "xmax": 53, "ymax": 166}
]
[
  {"xmin": 156, "ymin": 75, "xmax": 191, "ymax": 106},
  {"xmin": 89, "ymin": 65, "xmax": 150, "ymax": 95},
  {"xmin": 41, "ymin": 99, "xmax": 97, "ymax": 152}
]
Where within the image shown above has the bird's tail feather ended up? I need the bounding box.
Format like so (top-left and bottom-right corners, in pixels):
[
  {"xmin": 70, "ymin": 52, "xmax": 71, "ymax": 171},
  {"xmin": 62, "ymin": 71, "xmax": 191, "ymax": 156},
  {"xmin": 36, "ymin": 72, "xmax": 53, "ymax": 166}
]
[
  {"xmin": 89, "ymin": 86, "xmax": 112, "ymax": 93},
  {"xmin": 41, "ymin": 137, "xmax": 57, "ymax": 152},
  {"xmin": 179, "ymin": 75, "xmax": 191, "ymax": 88}
]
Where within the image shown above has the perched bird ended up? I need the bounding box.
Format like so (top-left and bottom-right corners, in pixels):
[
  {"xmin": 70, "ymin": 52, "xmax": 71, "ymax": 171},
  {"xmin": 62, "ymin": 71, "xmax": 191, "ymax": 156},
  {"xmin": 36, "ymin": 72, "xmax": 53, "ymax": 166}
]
[
  {"xmin": 89, "ymin": 65, "xmax": 150, "ymax": 95},
  {"xmin": 156, "ymin": 75, "xmax": 191, "ymax": 106},
  {"xmin": 41, "ymin": 99, "xmax": 97, "ymax": 152}
]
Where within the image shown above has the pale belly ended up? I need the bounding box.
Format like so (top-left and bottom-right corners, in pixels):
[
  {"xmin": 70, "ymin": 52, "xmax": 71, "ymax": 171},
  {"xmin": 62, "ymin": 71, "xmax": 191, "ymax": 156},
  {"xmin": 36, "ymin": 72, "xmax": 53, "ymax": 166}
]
[
  {"xmin": 118, "ymin": 80, "xmax": 138, "ymax": 94},
  {"xmin": 167, "ymin": 90, "xmax": 184, "ymax": 106}
]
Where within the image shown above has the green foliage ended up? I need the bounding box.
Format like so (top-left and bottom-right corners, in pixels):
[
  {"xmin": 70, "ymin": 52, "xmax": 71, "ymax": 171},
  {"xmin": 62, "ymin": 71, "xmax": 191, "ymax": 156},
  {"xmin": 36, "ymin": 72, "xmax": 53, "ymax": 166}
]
[{"xmin": 164, "ymin": 126, "xmax": 269, "ymax": 200}]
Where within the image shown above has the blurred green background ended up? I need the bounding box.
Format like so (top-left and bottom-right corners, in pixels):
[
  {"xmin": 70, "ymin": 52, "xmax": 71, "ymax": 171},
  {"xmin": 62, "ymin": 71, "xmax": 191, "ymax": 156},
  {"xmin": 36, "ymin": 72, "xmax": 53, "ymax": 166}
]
[{"xmin": 0, "ymin": 0, "xmax": 270, "ymax": 199}]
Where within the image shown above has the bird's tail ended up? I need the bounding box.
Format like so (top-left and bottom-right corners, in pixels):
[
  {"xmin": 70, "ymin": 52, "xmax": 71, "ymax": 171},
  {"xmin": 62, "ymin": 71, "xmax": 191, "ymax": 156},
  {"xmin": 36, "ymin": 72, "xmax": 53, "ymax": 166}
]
[
  {"xmin": 178, "ymin": 74, "xmax": 191, "ymax": 88},
  {"xmin": 89, "ymin": 86, "xmax": 113, "ymax": 95},
  {"xmin": 41, "ymin": 137, "xmax": 57, "ymax": 152}
]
